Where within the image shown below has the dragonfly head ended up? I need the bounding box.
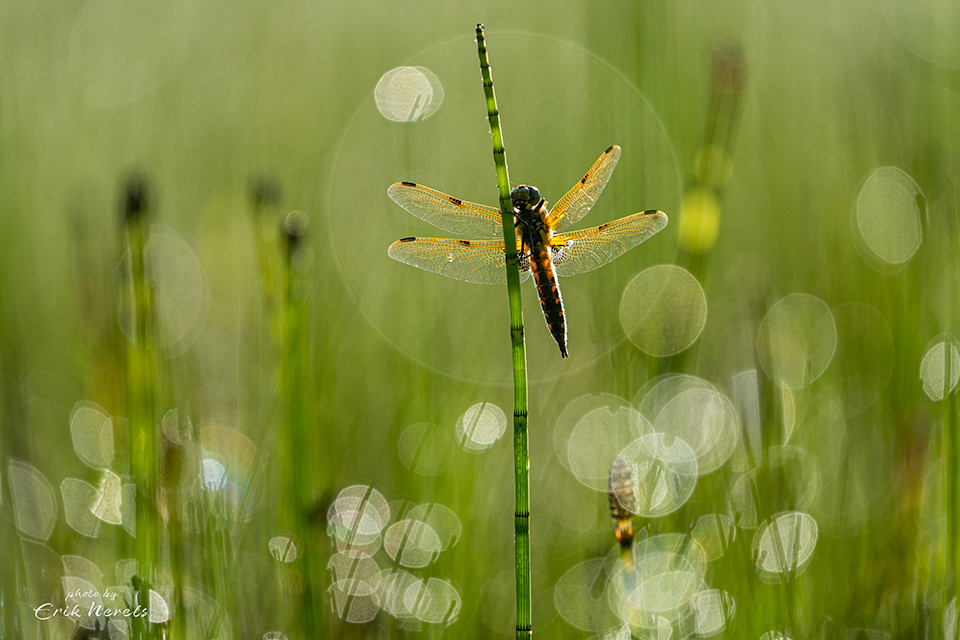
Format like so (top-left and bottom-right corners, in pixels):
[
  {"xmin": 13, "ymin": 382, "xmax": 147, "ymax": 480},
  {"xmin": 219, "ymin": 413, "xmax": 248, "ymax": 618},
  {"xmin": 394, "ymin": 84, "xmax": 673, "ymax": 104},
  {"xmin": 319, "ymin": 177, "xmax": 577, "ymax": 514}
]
[{"xmin": 511, "ymin": 184, "xmax": 544, "ymax": 212}]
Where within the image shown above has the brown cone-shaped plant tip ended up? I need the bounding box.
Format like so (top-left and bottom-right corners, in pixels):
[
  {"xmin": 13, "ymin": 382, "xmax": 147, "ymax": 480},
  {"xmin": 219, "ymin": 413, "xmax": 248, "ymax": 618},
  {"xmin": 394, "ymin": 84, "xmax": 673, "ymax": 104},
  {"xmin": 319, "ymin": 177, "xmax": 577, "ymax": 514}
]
[
  {"xmin": 712, "ymin": 41, "xmax": 746, "ymax": 99},
  {"xmin": 122, "ymin": 172, "xmax": 150, "ymax": 223},
  {"xmin": 284, "ymin": 210, "xmax": 309, "ymax": 250},
  {"xmin": 250, "ymin": 174, "xmax": 282, "ymax": 210}
]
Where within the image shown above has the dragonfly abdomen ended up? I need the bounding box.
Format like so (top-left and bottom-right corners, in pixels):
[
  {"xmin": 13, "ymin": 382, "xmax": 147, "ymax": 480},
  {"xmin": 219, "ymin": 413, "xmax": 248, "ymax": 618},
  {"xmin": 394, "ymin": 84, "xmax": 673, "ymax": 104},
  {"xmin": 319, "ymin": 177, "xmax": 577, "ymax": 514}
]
[{"xmin": 530, "ymin": 245, "xmax": 568, "ymax": 357}]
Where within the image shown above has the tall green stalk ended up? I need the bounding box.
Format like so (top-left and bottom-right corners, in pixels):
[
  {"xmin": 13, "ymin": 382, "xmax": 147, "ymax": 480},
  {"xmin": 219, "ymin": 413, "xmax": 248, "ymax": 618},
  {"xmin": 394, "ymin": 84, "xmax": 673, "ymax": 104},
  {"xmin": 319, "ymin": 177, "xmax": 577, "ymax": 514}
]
[
  {"xmin": 280, "ymin": 211, "xmax": 321, "ymax": 637},
  {"xmin": 946, "ymin": 343, "xmax": 959, "ymax": 627},
  {"xmin": 476, "ymin": 24, "xmax": 532, "ymax": 639},
  {"xmin": 122, "ymin": 175, "xmax": 159, "ymax": 639},
  {"xmin": 249, "ymin": 181, "xmax": 321, "ymax": 635},
  {"xmin": 160, "ymin": 411, "xmax": 187, "ymax": 640}
]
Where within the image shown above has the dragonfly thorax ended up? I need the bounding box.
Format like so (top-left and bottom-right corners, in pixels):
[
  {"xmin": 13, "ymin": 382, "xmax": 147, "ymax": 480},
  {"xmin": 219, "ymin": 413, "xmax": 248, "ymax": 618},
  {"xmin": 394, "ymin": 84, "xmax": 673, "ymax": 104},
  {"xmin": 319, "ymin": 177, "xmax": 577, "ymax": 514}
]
[{"xmin": 511, "ymin": 184, "xmax": 549, "ymax": 237}]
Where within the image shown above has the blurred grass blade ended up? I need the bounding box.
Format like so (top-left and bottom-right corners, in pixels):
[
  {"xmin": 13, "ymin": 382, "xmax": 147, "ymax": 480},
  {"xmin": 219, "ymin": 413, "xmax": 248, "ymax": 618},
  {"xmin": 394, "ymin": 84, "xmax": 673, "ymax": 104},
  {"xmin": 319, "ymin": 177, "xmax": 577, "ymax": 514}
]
[
  {"xmin": 122, "ymin": 172, "xmax": 160, "ymax": 639},
  {"xmin": 280, "ymin": 210, "xmax": 323, "ymax": 637}
]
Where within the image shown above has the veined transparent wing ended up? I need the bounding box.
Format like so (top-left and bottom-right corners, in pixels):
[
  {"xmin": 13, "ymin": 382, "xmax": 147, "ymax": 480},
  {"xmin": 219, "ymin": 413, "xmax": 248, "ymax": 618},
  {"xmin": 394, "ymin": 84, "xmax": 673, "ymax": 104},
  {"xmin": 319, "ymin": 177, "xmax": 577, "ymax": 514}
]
[
  {"xmin": 387, "ymin": 182, "xmax": 505, "ymax": 238},
  {"xmin": 546, "ymin": 145, "xmax": 622, "ymax": 232},
  {"xmin": 388, "ymin": 236, "xmax": 530, "ymax": 285},
  {"xmin": 551, "ymin": 210, "xmax": 668, "ymax": 277}
]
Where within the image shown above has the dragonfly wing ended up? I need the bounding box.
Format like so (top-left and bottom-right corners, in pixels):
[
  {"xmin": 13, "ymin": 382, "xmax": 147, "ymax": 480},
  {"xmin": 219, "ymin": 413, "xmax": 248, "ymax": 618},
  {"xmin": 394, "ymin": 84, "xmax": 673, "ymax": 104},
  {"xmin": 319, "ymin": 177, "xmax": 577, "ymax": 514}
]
[
  {"xmin": 387, "ymin": 182, "xmax": 505, "ymax": 238},
  {"xmin": 546, "ymin": 145, "xmax": 622, "ymax": 232},
  {"xmin": 388, "ymin": 236, "xmax": 530, "ymax": 285},
  {"xmin": 551, "ymin": 210, "xmax": 668, "ymax": 277}
]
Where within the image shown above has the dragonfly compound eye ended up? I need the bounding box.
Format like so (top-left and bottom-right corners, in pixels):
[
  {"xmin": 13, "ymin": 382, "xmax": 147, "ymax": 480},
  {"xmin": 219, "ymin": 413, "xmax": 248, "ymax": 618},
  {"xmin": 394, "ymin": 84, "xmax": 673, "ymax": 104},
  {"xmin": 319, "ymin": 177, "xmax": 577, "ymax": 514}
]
[{"xmin": 511, "ymin": 185, "xmax": 541, "ymax": 209}]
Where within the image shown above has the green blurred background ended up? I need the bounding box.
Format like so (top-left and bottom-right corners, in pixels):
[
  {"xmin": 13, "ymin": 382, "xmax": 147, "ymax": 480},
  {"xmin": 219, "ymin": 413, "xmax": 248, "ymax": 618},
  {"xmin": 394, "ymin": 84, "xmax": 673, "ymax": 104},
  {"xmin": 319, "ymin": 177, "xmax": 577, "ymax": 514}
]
[{"xmin": 2, "ymin": 0, "xmax": 960, "ymax": 637}]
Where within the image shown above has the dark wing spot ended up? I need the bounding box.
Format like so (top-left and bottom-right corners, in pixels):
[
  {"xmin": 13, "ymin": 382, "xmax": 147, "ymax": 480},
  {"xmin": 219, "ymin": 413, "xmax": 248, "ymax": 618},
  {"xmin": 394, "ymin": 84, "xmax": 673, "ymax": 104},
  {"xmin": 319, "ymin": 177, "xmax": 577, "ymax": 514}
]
[
  {"xmin": 580, "ymin": 173, "xmax": 589, "ymax": 185},
  {"xmin": 643, "ymin": 210, "xmax": 660, "ymax": 215},
  {"xmin": 597, "ymin": 223, "xmax": 609, "ymax": 231},
  {"xmin": 457, "ymin": 240, "xmax": 471, "ymax": 247},
  {"xmin": 401, "ymin": 181, "xmax": 417, "ymax": 187},
  {"xmin": 604, "ymin": 145, "xmax": 615, "ymax": 153},
  {"xmin": 448, "ymin": 196, "xmax": 463, "ymax": 206},
  {"xmin": 399, "ymin": 237, "xmax": 417, "ymax": 243}
]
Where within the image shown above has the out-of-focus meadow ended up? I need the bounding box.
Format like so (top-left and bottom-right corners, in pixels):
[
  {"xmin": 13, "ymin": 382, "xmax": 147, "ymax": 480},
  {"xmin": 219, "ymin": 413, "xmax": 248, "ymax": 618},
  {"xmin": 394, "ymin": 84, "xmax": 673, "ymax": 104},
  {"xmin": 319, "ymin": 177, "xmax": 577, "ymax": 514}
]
[{"xmin": 2, "ymin": 0, "xmax": 960, "ymax": 638}]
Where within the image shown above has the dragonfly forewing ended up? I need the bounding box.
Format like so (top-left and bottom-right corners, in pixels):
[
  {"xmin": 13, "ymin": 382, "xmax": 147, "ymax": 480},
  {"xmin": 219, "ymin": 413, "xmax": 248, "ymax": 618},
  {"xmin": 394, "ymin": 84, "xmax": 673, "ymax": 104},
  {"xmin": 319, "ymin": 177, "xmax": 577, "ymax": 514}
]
[
  {"xmin": 388, "ymin": 236, "xmax": 530, "ymax": 285},
  {"xmin": 551, "ymin": 209, "xmax": 668, "ymax": 277},
  {"xmin": 387, "ymin": 182, "xmax": 505, "ymax": 238},
  {"xmin": 546, "ymin": 145, "xmax": 622, "ymax": 232}
]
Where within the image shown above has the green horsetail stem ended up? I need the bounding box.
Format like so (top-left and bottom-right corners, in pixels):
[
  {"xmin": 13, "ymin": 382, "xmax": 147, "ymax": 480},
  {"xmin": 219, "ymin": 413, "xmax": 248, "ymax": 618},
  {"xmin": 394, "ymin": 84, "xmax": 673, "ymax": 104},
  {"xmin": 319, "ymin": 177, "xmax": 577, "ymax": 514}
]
[
  {"xmin": 280, "ymin": 210, "xmax": 321, "ymax": 638},
  {"xmin": 159, "ymin": 412, "xmax": 187, "ymax": 640},
  {"xmin": 248, "ymin": 180, "xmax": 320, "ymax": 636},
  {"xmin": 122, "ymin": 174, "xmax": 159, "ymax": 639},
  {"xmin": 945, "ymin": 347, "xmax": 959, "ymax": 620},
  {"xmin": 476, "ymin": 24, "xmax": 532, "ymax": 639},
  {"xmin": 249, "ymin": 175, "xmax": 283, "ymax": 337}
]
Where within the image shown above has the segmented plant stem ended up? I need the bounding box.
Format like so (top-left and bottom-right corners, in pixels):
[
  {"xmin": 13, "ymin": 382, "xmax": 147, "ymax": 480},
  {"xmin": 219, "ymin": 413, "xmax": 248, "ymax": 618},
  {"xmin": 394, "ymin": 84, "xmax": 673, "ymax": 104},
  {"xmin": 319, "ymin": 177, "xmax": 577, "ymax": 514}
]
[
  {"xmin": 281, "ymin": 215, "xmax": 321, "ymax": 638},
  {"xmin": 476, "ymin": 24, "xmax": 532, "ymax": 639},
  {"xmin": 123, "ymin": 181, "xmax": 158, "ymax": 639},
  {"xmin": 946, "ymin": 347, "xmax": 959, "ymax": 619}
]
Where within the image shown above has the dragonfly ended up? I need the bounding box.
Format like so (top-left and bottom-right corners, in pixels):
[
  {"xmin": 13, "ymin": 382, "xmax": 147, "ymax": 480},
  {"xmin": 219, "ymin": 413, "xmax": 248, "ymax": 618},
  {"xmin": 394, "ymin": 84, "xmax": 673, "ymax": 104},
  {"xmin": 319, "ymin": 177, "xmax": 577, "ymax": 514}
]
[{"xmin": 386, "ymin": 145, "xmax": 668, "ymax": 357}]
